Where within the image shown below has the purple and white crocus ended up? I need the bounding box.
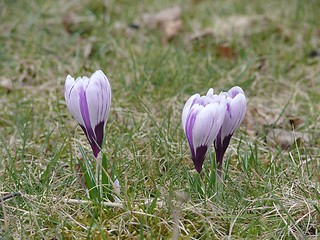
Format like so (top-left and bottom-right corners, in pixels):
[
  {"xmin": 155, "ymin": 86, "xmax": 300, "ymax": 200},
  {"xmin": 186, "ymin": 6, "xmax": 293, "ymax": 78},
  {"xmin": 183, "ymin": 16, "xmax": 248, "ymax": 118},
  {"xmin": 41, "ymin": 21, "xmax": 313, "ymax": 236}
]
[
  {"xmin": 182, "ymin": 89, "xmax": 226, "ymax": 173},
  {"xmin": 214, "ymin": 86, "xmax": 246, "ymax": 173},
  {"xmin": 182, "ymin": 86, "xmax": 246, "ymax": 174},
  {"xmin": 65, "ymin": 70, "xmax": 111, "ymax": 158}
]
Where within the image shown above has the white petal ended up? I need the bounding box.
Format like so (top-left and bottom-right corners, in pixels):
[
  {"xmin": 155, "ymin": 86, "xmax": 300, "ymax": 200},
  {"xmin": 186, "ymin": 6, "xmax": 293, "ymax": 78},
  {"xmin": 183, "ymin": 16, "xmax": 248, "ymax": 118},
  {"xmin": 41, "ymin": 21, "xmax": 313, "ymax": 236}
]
[
  {"xmin": 229, "ymin": 93, "xmax": 246, "ymax": 132},
  {"xmin": 206, "ymin": 88, "xmax": 214, "ymax": 97},
  {"xmin": 192, "ymin": 101, "xmax": 226, "ymax": 149},
  {"xmin": 65, "ymin": 75, "xmax": 86, "ymax": 127},
  {"xmin": 86, "ymin": 70, "xmax": 112, "ymax": 132},
  {"xmin": 220, "ymin": 93, "xmax": 246, "ymax": 140},
  {"xmin": 64, "ymin": 75, "xmax": 75, "ymax": 99},
  {"xmin": 182, "ymin": 93, "xmax": 199, "ymax": 132},
  {"xmin": 228, "ymin": 86, "xmax": 244, "ymax": 98},
  {"xmin": 95, "ymin": 70, "xmax": 112, "ymax": 123}
]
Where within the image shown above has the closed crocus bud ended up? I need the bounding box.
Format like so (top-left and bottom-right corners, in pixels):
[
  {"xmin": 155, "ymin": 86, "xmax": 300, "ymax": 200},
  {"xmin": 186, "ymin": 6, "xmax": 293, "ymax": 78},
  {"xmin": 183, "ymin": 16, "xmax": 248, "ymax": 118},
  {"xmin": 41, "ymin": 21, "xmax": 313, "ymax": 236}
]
[
  {"xmin": 214, "ymin": 86, "xmax": 246, "ymax": 173},
  {"xmin": 182, "ymin": 89, "xmax": 226, "ymax": 173},
  {"xmin": 65, "ymin": 70, "xmax": 111, "ymax": 158}
]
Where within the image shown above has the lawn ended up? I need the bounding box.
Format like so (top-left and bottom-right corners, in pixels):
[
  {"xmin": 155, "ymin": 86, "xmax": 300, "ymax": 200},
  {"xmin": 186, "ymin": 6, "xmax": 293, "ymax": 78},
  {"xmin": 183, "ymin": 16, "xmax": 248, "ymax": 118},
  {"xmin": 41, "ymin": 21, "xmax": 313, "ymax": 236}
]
[{"xmin": 0, "ymin": 0, "xmax": 319, "ymax": 239}]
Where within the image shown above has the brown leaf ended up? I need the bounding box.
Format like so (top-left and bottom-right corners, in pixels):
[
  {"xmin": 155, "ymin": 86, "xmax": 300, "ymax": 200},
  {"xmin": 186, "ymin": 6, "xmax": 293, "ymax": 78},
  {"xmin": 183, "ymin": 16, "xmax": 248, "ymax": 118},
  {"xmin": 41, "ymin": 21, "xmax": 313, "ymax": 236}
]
[
  {"xmin": 242, "ymin": 100, "xmax": 288, "ymax": 136},
  {"xmin": 163, "ymin": 19, "xmax": 183, "ymax": 43},
  {"xmin": 243, "ymin": 103, "xmax": 274, "ymax": 136},
  {"xmin": 211, "ymin": 15, "xmax": 271, "ymax": 40},
  {"xmin": 256, "ymin": 58, "xmax": 268, "ymax": 71},
  {"xmin": 185, "ymin": 29, "xmax": 214, "ymax": 43},
  {"xmin": 83, "ymin": 43, "xmax": 92, "ymax": 58},
  {"xmin": 216, "ymin": 44, "xmax": 237, "ymax": 59},
  {"xmin": 74, "ymin": 161, "xmax": 87, "ymax": 191},
  {"xmin": 287, "ymin": 116, "xmax": 304, "ymax": 129},
  {"xmin": 266, "ymin": 128, "xmax": 309, "ymax": 150},
  {"xmin": 308, "ymin": 50, "xmax": 320, "ymax": 58},
  {"xmin": 0, "ymin": 77, "xmax": 13, "ymax": 92},
  {"xmin": 0, "ymin": 76, "xmax": 54, "ymax": 93},
  {"xmin": 63, "ymin": 12, "xmax": 78, "ymax": 33},
  {"xmin": 139, "ymin": 6, "xmax": 183, "ymax": 43},
  {"xmin": 62, "ymin": 12, "xmax": 94, "ymax": 35},
  {"xmin": 141, "ymin": 6, "xmax": 181, "ymax": 29}
]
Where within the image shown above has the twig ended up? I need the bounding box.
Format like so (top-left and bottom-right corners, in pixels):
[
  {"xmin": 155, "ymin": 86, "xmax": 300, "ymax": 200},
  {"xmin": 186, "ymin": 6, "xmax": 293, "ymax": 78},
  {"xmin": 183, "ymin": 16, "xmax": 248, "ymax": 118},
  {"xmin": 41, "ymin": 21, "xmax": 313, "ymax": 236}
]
[
  {"xmin": 0, "ymin": 192, "xmax": 21, "ymax": 202},
  {"xmin": 34, "ymin": 195, "xmax": 123, "ymax": 208},
  {"xmin": 0, "ymin": 191, "xmax": 165, "ymax": 209},
  {"xmin": 0, "ymin": 191, "xmax": 121, "ymax": 207}
]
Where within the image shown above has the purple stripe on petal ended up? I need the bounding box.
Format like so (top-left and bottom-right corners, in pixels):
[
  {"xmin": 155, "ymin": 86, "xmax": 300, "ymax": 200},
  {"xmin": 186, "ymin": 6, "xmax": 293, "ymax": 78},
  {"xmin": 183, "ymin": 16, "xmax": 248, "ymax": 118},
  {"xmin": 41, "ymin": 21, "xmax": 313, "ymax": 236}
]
[
  {"xmin": 185, "ymin": 109, "xmax": 198, "ymax": 156},
  {"xmin": 68, "ymin": 85, "xmax": 75, "ymax": 99},
  {"xmin": 65, "ymin": 70, "xmax": 111, "ymax": 159},
  {"xmin": 229, "ymin": 90, "xmax": 238, "ymax": 98},
  {"xmin": 226, "ymin": 102, "xmax": 231, "ymax": 115},
  {"xmin": 228, "ymin": 87, "xmax": 243, "ymax": 98},
  {"xmin": 79, "ymin": 87, "xmax": 93, "ymax": 133},
  {"xmin": 80, "ymin": 123, "xmax": 102, "ymax": 158},
  {"xmin": 79, "ymin": 124, "xmax": 98, "ymax": 157},
  {"xmin": 79, "ymin": 87, "xmax": 97, "ymax": 155},
  {"xmin": 193, "ymin": 145, "xmax": 208, "ymax": 173}
]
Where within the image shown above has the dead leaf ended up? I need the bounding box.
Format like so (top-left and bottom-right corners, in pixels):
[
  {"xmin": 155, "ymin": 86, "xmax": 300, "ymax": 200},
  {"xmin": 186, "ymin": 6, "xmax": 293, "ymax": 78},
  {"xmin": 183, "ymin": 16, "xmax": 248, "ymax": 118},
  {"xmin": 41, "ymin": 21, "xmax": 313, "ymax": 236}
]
[
  {"xmin": 287, "ymin": 116, "xmax": 304, "ymax": 129},
  {"xmin": 211, "ymin": 15, "xmax": 271, "ymax": 40},
  {"xmin": 163, "ymin": 19, "xmax": 183, "ymax": 43},
  {"xmin": 0, "ymin": 76, "xmax": 53, "ymax": 93},
  {"xmin": 216, "ymin": 44, "xmax": 237, "ymax": 59},
  {"xmin": 74, "ymin": 161, "xmax": 87, "ymax": 191},
  {"xmin": 0, "ymin": 78, "xmax": 13, "ymax": 92},
  {"xmin": 141, "ymin": 6, "xmax": 181, "ymax": 29},
  {"xmin": 16, "ymin": 60, "xmax": 39, "ymax": 84},
  {"xmin": 113, "ymin": 178, "xmax": 120, "ymax": 196},
  {"xmin": 242, "ymin": 101, "xmax": 284, "ymax": 136},
  {"xmin": 308, "ymin": 50, "xmax": 320, "ymax": 58},
  {"xmin": 256, "ymin": 58, "xmax": 268, "ymax": 72},
  {"xmin": 266, "ymin": 128, "xmax": 309, "ymax": 149},
  {"xmin": 62, "ymin": 12, "xmax": 94, "ymax": 34},
  {"xmin": 83, "ymin": 43, "xmax": 92, "ymax": 58},
  {"xmin": 138, "ymin": 6, "xmax": 183, "ymax": 43},
  {"xmin": 63, "ymin": 12, "xmax": 78, "ymax": 33},
  {"xmin": 185, "ymin": 29, "xmax": 214, "ymax": 43}
]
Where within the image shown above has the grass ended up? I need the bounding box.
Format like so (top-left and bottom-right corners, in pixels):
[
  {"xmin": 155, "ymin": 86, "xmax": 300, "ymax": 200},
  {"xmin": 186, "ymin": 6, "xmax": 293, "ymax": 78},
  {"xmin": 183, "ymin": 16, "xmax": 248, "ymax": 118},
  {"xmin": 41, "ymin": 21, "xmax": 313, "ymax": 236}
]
[{"xmin": 1, "ymin": 0, "xmax": 320, "ymax": 239}]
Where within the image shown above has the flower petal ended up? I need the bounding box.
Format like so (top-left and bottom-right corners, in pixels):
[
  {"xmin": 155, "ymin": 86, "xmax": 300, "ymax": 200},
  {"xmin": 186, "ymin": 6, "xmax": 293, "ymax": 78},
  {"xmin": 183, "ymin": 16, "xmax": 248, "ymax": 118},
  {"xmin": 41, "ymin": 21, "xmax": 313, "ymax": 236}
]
[
  {"xmin": 93, "ymin": 121, "xmax": 105, "ymax": 157},
  {"xmin": 65, "ymin": 75, "xmax": 85, "ymax": 127},
  {"xmin": 184, "ymin": 104, "xmax": 202, "ymax": 160},
  {"xmin": 64, "ymin": 70, "xmax": 112, "ymax": 158},
  {"xmin": 86, "ymin": 70, "xmax": 112, "ymax": 132},
  {"xmin": 192, "ymin": 101, "xmax": 226, "ymax": 149},
  {"xmin": 182, "ymin": 93, "xmax": 199, "ymax": 132},
  {"xmin": 214, "ymin": 86, "xmax": 246, "ymax": 173},
  {"xmin": 182, "ymin": 89, "xmax": 227, "ymax": 173},
  {"xmin": 206, "ymin": 88, "xmax": 214, "ymax": 97},
  {"xmin": 228, "ymin": 86, "xmax": 244, "ymax": 98},
  {"xmin": 65, "ymin": 75, "xmax": 75, "ymax": 99},
  {"xmin": 194, "ymin": 145, "xmax": 208, "ymax": 173},
  {"xmin": 219, "ymin": 89, "xmax": 246, "ymax": 141}
]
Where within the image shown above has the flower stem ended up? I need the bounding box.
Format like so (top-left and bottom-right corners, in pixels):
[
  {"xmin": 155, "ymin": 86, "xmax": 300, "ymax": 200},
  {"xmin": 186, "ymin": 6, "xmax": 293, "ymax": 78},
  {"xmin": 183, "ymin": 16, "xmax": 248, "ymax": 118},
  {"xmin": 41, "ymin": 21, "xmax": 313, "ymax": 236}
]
[{"xmin": 95, "ymin": 155, "xmax": 103, "ymax": 201}]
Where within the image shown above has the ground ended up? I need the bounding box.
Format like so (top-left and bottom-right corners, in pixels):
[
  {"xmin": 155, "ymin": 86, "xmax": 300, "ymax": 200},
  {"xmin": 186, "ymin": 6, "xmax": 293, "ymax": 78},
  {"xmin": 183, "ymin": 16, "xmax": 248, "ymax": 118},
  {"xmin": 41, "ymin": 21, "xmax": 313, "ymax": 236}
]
[{"xmin": 0, "ymin": 0, "xmax": 319, "ymax": 239}]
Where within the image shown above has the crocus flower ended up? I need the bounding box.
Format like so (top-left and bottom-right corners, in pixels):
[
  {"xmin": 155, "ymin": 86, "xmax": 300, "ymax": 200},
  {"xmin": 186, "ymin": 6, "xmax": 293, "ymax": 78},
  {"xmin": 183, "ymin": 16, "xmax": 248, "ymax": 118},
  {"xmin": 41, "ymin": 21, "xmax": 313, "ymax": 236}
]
[
  {"xmin": 182, "ymin": 89, "xmax": 226, "ymax": 173},
  {"xmin": 65, "ymin": 70, "xmax": 111, "ymax": 158},
  {"xmin": 214, "ymin": 86, "xmax": 246, "ymax": 173}
]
